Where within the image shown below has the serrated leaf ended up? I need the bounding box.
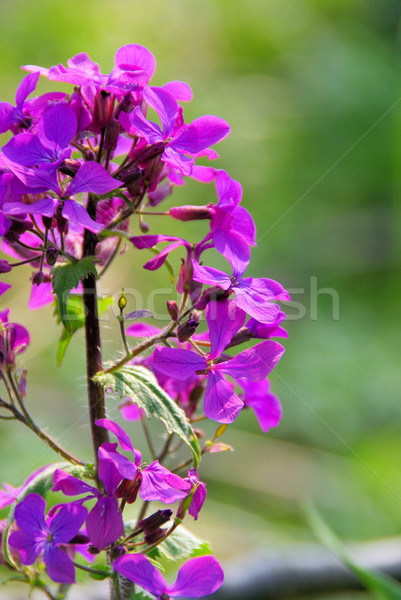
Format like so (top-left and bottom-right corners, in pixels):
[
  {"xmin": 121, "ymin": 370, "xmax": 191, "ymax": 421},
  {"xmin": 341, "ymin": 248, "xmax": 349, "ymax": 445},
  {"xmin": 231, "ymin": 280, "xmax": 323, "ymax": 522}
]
[
  {"xmin": 54, "ymin": 294, "xmax": 113, "ymax": 367},
  {"xmin": 306, "ymin": 503, "xmax": 401, "ymax": 600},
  {"xmin": 95, "ymin": 365, "xmax": 200, "ymax": 467},
  {"xmin": 52, "ymin": 257, "xmax": 97, "ymax": 331},
  {"xmin": 2, "ymin": 463, "xmax": 89, "ymax": 568},
  {"xmin": 155, "ymin": 526, "xmax": 211, "ymax": 562}
]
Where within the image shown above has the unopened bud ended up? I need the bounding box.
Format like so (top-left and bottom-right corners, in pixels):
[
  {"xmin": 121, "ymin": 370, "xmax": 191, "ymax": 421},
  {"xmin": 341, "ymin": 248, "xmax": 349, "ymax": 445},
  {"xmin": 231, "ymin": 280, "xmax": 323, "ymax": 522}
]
[
  {"xmin": 166, "ymin": 300, "xmax": 179, "ymax": 321},
  {"xmin": 42, "ymin": 216, "xmax": 53, "ymax": 229},
  {"xmin": 139, "ymin": 220, "xmax": 149, "ymax": 233},
  {"xmin": 45, "ymin": 246, "xmax": 59, "ymax": 267},
  {"xmin": 177, "ymin": 311, "xmax": 201, "ymax": 343},
  {"xmin": 169, "ymin": 205, "xmax": 212, "ymax": 222},
  {"xmin": 118, "ymin": 290, "xmax": 127, "ymax": 311},
  {"xmin": 104, "ymin": 118, "xmax": 120, "ymax": 151},
  {"xmin": 32, "ymin": 271, "xmax": 45, "ymax": 286},
  {"xmin": 93, "ymin": 89, "xmax": 115, "ymax": 131},
  {"xmin": 139, "ymin": 509, "xmax": 172, "ymax": 532}
]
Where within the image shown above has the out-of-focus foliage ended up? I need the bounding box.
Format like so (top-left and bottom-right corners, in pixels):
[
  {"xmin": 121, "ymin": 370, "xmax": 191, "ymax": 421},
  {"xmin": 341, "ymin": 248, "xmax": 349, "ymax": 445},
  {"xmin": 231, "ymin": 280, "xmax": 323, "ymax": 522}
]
[{"xmin": 1, "ymin": 1, "xmax": 401, "ymax": 598}]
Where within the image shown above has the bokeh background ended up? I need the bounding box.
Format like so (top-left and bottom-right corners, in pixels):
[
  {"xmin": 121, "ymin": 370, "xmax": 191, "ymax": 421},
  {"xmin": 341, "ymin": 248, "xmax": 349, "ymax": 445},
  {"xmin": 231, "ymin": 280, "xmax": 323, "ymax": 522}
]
[{"xmin": 1, "ymin": 0, "xmax": 401, "ymax": 598}]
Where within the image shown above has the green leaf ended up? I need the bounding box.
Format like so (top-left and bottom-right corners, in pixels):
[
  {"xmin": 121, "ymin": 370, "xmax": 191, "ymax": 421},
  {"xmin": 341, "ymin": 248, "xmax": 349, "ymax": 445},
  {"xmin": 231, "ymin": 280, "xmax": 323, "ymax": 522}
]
[
  {"xmin": 88, "ymin": 563, "xmax": 111, "ymax": 581},
  {"xmin": 54, "ymin": 294, "xmax": 113, "ymax": 367},
  {"xmin": 95, "ymin": 365, "xmax": 200, "ymax": 467},
  {"xmin": 154, "ymin": 526, "xmax": 211, "ymax": 562},
  {"xmin": 2, "ymin": 463, "xmax": 90, "ymax": 568},
  {"xmin": 305, "ymin": 503, "xmax": 401, "ymax": 600},
  {"xmin": 52, "ymin": 257, "xmax": 97, "ymax": 331},
  {"xmin": 129, "ymin": 592, "xmax": 151, "ymax": 600}
]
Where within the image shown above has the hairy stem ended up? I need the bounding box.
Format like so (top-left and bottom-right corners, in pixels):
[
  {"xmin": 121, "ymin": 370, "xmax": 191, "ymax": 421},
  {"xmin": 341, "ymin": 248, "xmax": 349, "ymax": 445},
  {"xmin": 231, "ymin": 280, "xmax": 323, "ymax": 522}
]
[{"xmin": 82, "ymin": 194, "xmax": 109, "ymax": 471}]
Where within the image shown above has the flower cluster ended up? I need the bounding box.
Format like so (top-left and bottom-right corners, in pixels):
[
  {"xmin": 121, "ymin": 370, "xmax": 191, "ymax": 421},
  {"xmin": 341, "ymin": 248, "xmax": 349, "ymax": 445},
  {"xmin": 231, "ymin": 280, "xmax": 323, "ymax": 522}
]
[{"xmin": 0, "ymin": 44, "xmax": 289, "ymax": 597}]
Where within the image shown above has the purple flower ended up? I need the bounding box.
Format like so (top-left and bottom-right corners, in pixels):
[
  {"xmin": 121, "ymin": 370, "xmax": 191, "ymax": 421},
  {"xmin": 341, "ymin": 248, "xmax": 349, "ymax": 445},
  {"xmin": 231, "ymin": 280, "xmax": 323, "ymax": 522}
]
[
  {"xmin": 122, "ymin": 85, "xmax": 230, "ymax": 176},
  {"xmin": 8, "ymin": 493, "xmax": 87, "ymax": 584},
  {"xmin": 152, "ymin": 299, "xmax": 285, "ymax": 423},
  {"xmin": 113, "ymin": 553, "xmax": 224, "ymax": 599},
  {"xmin": 0, "ymin": 73, "xmax": 40, "ymax": 135},
  {"xmin": 95, "ymin": 419, "xmax": 192, "ymax": 504},
  {"xmin": 52, "ymin": 443, "xmax": 136, "ymax": 550},
  {"xmin": 183, "ymin": 469, "xmax": 207, "ymax": 521},
  {"xmin": 1, "ymin": 102, "xmax": 77, "ymax": 190},
  {"xmin": 0, "ymin": 309, "xmax": 30, "ymax": 368},
  {"xmin": 240, "ymin": 378, "xmax": 282, "ymax": 432},
  {"xmin": 3, "ymin": 162, "xmax": 122, "ymax": 234},
  {"xmin": 193, "ymin": 258, "xmax": 290, "ymax": 324}
]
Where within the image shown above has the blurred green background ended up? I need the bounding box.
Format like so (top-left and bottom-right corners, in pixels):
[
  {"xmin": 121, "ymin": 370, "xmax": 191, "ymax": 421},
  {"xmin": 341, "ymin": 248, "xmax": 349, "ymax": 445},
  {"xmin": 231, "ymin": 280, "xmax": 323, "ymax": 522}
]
[{"xmin": 1, "ymin": 0, "xmax": 401, "ymax": 597}]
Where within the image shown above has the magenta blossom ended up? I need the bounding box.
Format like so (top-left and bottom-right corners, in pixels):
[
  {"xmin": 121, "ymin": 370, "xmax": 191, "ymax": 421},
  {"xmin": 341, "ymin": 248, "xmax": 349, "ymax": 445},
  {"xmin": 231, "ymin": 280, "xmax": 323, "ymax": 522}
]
[
  {"xmin": 193, "ymin": 258, "xmax": 289, "ymax": 324},
  {"xmin": 240, "ymin": 378, "xmax": 282, "ymax": 432},
  {"xmin": 0, "ymin": 73, "xmax": 39, "ymax": 135},
  {"xmin": 8, "ymin": 494, "xmax": 87, "ymax": 584},
  {"xmin": 0, "ymin": 309, "xmax": 29, "ymax": 368},
  {"xmin": 113, "ymin": 553, "xmax": 224, "ymax": 599},
  {"xmin": 152, "ymin": 299, "xmax": 285, "ymax": 423}
]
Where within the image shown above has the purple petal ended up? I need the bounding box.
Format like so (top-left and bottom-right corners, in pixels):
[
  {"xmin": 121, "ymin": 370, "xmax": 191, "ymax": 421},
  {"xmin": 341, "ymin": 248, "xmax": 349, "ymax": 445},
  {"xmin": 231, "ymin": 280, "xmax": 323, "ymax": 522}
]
[
  {"xmin": 28, "ymin": 281, "xmax": 54, "ymax": 309},
  {"xmin": 13, "ymin": 493, "xmax": 46, "ymax": 533},
  {"xmin": 86, "ymin": 496, "xmax": 124, "ymax": 550},
  {"xmin": 217, "ymin": 341, "xmax": 285, "ymax": 381},
  {"xmin": 126, "ymin": 106, "xmax": 162, "ymax": 142},
  {"xmin": 43, "ymin": 544, "xmax": 76, "ymax": 584},
  {"xmin": 52, "ymin": 469, "xmax": 97, "ymax": 498},
  {"xmin": 37, "ymin": 103, "xmax": 77, "ymax": 153},
  {"xmin": 15, "ymin": 72, "xmax": 40, "ymax": 106},
  {"xmin": 163, "ymin": 81, "xmax": 193, "ymax": 102},
  {"xmin": 188, "ymin": 481, "xmax": 207, "ymax": 521},
  {"xmin": 49, "ymin": 503, "xmax": 88, "ymax": 544},
  {"xmin": 0, "ymin": 282, "xmax": 11, "ymax": 296},
  {"xmin": 239, "ymin": 277, "xmax": 291, "ymax": 302},
  {"xmin": 168, "ymin": 556, "xmax": 224, "ymax": 598},
  {"xmin": 8, "ymin": 530, "xmax": 40, "ymax": 565},
  {"xmin": 241, "ymin": 378, "xmax": 282, "ymax": 432},
  {"xmin": 213, "ymin": 229, "xmax": 250, "ymax": 279},
  {"xmin": 172, "ymin": 116, "xmax": 230, "ymax": 155},
  {"xmin": 206, "ymin": 299, "xmax": 245, "ymax": 359},
  {"xmin": 125, "ymin": 322, "xmax": 162, "ymax": 338},
  {"xmin": 140, "ymin": 461, "xmax": 191, "ymax": 503},
  {"xmin": 234, "ymin": 287, "xmax": 281, "ymax": 324},
  {"xmin": 215, "ymin": 170, "xmax": 242, "ymax": 205},
  {"xmin": 144, "ymin": 86, "xmax": 178, "ymax": 137},
  {"xmin": 113, "ymin": 553, "xmax": 166, "ymax": 597},
  {"xmin": 163, "ymin": 146, "xmax": 194, "ymax": 176},
  {"xmin": 152, "ymin": 346, "xmax": 207, "ymax": 381},
  {"xmin": 203, "ymin": 371, "xmax": 243, "ymax": 424},
  {"xmin": 2, "ymin": 196, "xmax": 58, "ymax": 218},
  {"xmin": 0, "ymin": 102, "xmax": 14, "ymax": 134},
  {"xmin": 191, "ymin": 260, "xmax": 231, "ymax": 290},
  {"xmin": 115, "ymin": 45, "xmax": 156, "ymax": 80},
  {"xmin": 191, "ymin": 165, "xmax": 217, "ymax": 183},
  {"xmin": 96, "ymin": 419, "xmax": 133, "ymax": 452},
  {"xmin": 62, "ymin": 199, "xmax": 104, "ymax": 234},
  {"xmin": 66, "ymin": 162, "xmax": 122, "ymax": 196},
  {"xmin": 98, "ymin": 443, "xmax": 137, "ymax": 492},
  {"xmin": 2, "ymin": 133, "xmax": 55, "ymax": 166},
  {"xmin": 130, "ymin": 234, "xmax": 183, "ymax": 249},
  {"xmin": 143, "ymin": 240, "xmax": 187, "ymax": 270},
  {"xmin": 120, "ymin": 401, "xmax": 143, "ymax": 421}
]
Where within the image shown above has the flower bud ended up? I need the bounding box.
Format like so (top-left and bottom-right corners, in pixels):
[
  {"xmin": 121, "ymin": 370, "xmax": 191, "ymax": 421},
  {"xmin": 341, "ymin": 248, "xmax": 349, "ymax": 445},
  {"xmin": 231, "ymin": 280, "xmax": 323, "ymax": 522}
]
[
  {"xmin": 139, "ymin": 220, "xmax": 149, "ymax": 233},
  {"xmin": 0, "ymin": 260, "xmax": 11, "ymax": 273},
  {"xmin": 169, "ymin": 205, "xmax": 212, "ymax": 222},
  {"xmin": 118, "ymin": 289, "xmax": 127, "ymax": 311},
  {"xmin": 104, "ymin": 118, "xmax": 120, "ymax": 151},
  {"xmin": 93, "ymin": 89, "xmax": 115, "ymax": 131},
  {"xmin": 32, "ymin": 271, "xmax": 45, "ymax": 286},
  {"xmin": 59, "ymin": 159, "xmax": 81, "ymax": 177},
  {"xmin": 138, "ymin": 509, "xmax": 172, "ymax": 532},
  {"xmin": 177, "ymin": 311, "xmax": 201, "ymax": 343},
  {"xmin": 45, "ymin": 246, "xmax": 59, "ymax": 266},
  {"xmin": 166, "ymin": 300, "xmax": 179, "ymax": 321}
]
